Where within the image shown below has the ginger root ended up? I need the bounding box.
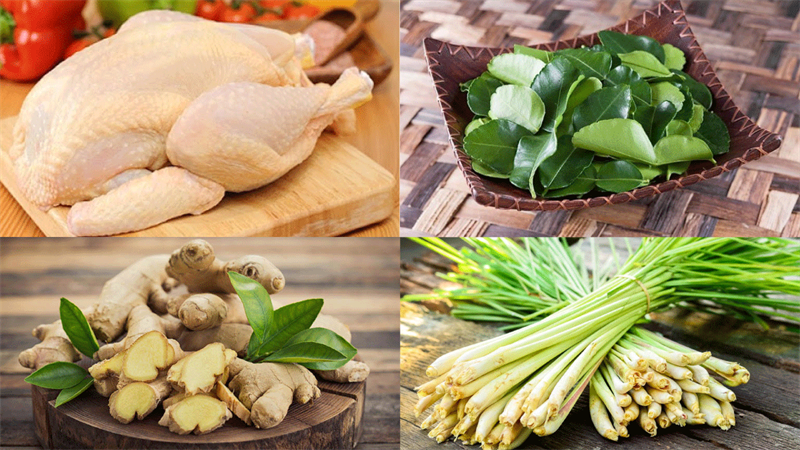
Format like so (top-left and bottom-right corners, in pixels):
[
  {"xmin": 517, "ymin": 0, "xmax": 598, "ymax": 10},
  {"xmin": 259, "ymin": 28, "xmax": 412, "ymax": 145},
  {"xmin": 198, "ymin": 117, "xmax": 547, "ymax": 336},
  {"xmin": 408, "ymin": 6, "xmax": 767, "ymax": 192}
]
[
  {"xmin": 216, "ymin": 381, "xmax": 251, "ymax": 425},
  {"xmin": 158, "ymin": 394, "xmax": 232, "ymax": 435},
  {"xmin": 178, "ymin": 324, "xmax": 252, "ymax": 356},
  {"xmin": 94, "ymin": 305, "xmax": 184, "ymax": 360},
  {"xmin": 167, "ymin": 239, "xmax": 285, "ymax": 294},
  {"xmin": 167, "ymin": 293, "xmax": 229, "ymax": 331},
  {"xmin": 316, "ymin": 359, "xmax": 370, "ymax": 383},
  {"xmin": 108, "ymin": 376, "xmax": 172, "ymax": 424},
  {"xmin": 167, "ymin": 342, "xmax": 236, "ymax": 395},
  {"xmin": 228, "ymin": 358, "xmax": 320, "ymax": 429},
  {"xmin": 18, "ymin": 320, "xmax": 81, "ymax": 370}
]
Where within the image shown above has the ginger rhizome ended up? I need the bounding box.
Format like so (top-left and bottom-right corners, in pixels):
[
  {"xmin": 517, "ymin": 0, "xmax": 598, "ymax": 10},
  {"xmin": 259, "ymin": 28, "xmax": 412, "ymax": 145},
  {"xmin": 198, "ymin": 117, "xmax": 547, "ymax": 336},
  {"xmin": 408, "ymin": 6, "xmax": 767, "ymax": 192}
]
[{"xmin": 159, "ymin": 394, "xmax": 232, "ymax": 435}]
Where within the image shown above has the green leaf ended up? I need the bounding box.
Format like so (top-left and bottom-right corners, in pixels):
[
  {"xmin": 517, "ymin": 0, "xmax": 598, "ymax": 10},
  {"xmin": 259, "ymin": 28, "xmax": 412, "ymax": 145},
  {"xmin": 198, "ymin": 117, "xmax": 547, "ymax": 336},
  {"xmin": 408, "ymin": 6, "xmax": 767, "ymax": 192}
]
[
  {"xmin": 472, "ymin": 160, "xmax": 509, "ymax": 179},
  {"xmin": 531, "ymin": 56, "xmax": 582, "ymax": 132},
  {"xmin": 55, "ymin": 377, "xmax": 93, "ymax": 407},
  {"xmin": 688, "ymin": 104, "xmax": 705, "ymax": 132},
  {"xmin": 253, "ymin": 299, "xmax": 324, "ymax": 357},
  {"xmin": 662, "ymin": 43, "xmax": 686, "ymax": 70},
  {"xmin": 229, "ymin": 271, "xmax": 273, "ymax": 359},
  {"xmin": 650, "ymin": 81, "xmax": 684, "ymax": 111},
  {"xmin": 25, "ymin": 362, "xmax": 90, "ymax": 390},
  {"xmin": 571, "ymin": 85, "xmax": 631, "ymax": 132},
  {"xmin": 463, "ymin": 119, "xmax": 533, "ymax": 175},
  {"xmin": 598, "ymin": 30, "xmax": 666, "ymax": 63},
  {"xmin": 666, "ymin": 119, "xmax": 693, "ymax": 137},
  {"xmin": 673, "ymin": 87, "xmax": 694, "ymax": 121},
  {"xmin": 618, "ymin": 50, "xmax": 672, "ymax": 78},
  {"xmin": 649, "ymin": 100, "xmax": 678, "ymax": 144},
  {"xmin": 467, "ymin": 73, "xmax": 505, "ymax": 116},
  {"xmin": 630, "ymin": 80, "xmax": 652, "ymax": 107},
  {"xmin": 257, "ymin": 342, "xmax": 346, "ymax": 365},
  {"xmin": 634, "ymin": 163, "xmax": 666, "ymax": 181},
  {"xmin": 695, "ymin": 110, "xmax": 730, "ymax": 155},
  {"xmin": 543, "ymin": 165, "xmax": 597, "ymax": 198},
  {"xmin": 605, "ymin": 65, "xmax": 641, "ymax": 86},
  {"xmin": 465, "ymin": 117, "xmax": 490, "ymax": 136},
  {"xmin": 672, "ymin": 69, "xmax": 713, "ymax": 110},
  {"xmin": 509, "ymin": 132, "xmax": 558, "ymax": 197},
  {"xmin": 557, "ymin": 48, "xmax": 612, "ymax": 80},
  {"xmin": 558, "ymin": 77, "xmax": 602, "ymax": 134},
  {"xmin": 59, "ymin": 298, "xmax": 99, "ymax": 358},
  {"xmin": 488, "ymin": 84, "xmax": 545, "ymax": 133},
  {"xmin": 539, "ymin": 135, "xmax": 594, "ymax": 189},
  {"xmin": 459, "ymin": 79, "xmax": 474, "ymax": 92},
  {"xmin": 280, "ymin": 328, "xmax": 358, "ymax": 370},
  {"xmin": 488, "ymin": 53, "xmax": 546, "ymax": 86},
  {"xmin": 666, "ymin": 161, "xmax": 690, "ymax": 179},
  {"xmin": 596, "ymin": 160, "xmax": 645, "ymax": 192},
  {"xmin": 572, "ymin": 118, "xmax": 657, "ymax": 164},
  {"xmin": 513, "ymin": 45, "xmax": 553, "ymax": 63},
  {"xmin": 653, "ymin": 135, "xmax": 714, "ymax": 165}
]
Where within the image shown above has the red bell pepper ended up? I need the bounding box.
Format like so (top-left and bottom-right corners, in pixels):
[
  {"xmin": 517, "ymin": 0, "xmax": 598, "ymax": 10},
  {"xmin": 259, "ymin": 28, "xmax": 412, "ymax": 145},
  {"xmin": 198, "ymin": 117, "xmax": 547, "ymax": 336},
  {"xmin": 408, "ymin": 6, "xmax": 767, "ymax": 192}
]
[{"xmin": 0, "ymin": 0, "xmax": 86, "ymax": 82}]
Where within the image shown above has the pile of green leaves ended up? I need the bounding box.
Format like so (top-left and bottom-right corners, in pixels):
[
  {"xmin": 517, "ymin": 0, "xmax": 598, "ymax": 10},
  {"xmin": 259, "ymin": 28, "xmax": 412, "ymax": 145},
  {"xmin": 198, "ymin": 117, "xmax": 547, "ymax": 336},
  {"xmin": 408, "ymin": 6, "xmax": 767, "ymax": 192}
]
[
  {"xmin": 24, "ymin": 298, "xmax": 99, "ymax": 406},
  {"xmin": 230, "ymin": 272, "xmax": 357, "ymax": 370},
  {"xmin": 460, "ymin": 31, "xmax": 731, "ymax": 199}
]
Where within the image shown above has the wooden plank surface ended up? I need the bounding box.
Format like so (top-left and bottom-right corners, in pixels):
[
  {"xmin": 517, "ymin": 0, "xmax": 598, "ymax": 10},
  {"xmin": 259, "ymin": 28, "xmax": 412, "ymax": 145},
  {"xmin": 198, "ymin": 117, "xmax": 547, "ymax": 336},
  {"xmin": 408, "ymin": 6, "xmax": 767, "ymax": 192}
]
[
  {"xmin": 400, "ymin": 243, "xmax": 800, "ymax": 449},
  {"xmin": 0, "ymin": 238, "xmax": 400, "ymax": 448},
  {"xmin": 399, "ymin": 0, "xmax": 800, "ymax": 237},
  {"xmin": 0, "ymin": 2, "xmax": 401, "ymax": 238}
]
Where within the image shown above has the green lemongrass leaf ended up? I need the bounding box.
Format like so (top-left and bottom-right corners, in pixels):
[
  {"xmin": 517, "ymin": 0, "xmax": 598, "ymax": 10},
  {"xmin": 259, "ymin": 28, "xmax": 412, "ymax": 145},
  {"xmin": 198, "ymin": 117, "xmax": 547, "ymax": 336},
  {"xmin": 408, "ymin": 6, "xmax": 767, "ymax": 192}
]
[
  {"xmin": 229, "ymin": 271, "xmax": 273, "ymax": 359},
  {"xmin": 513, "ymin": 45, "xmax": 553, "ymax": 63},
  {"xmin": 596, "ymin": 160, "xmax": 645, "ymax": 192},
  {"xmin": 252, "ymin": 298, "xmax": 324, "ymax": 357},
  {"xmin": 509, "ymin": 132, "xmax": 558, "ymax": 196},
  {"xmin": 598, "ymin": 30, "xmax": 666, "ymax": 63},
  {"xmin": 465, "ymin": 117, "xmax": 490, "ymax": 136},
  {"xmin": 650, "ymin": 82, "xmax": 685, "ymax": 111},
  {"xmin": 472, "ymin": 160, "xmax": 510, "ymax": 179},
  {"xmin": 671, "ymin": 69, "xmax": 713, "ymax": 109},
  {"xmin": 488, "ymin": 53, "xmax": 546, "ymax": 86},
  {"xmin": 618, "ymin": 50, "xmax": 672, "ymax": 78},
  {"xmin": 59, "ymin": 298, "xmax": 99, "ymax": 357},
  {"xmin": 543, "ymin": 165, "xmax": 597, "ymax": 198},
  {"xmin": 666, "ymin": 119, "xmax": 693, "ymax": 137},
  {"xmin": 539, "ymin": 135, "xmax": 594, "ymax": 189},
  {"xmin": 571, "ymin": 85, "xmax": 631, "ymax": 132},
  {"xmin": 489, "ymin": 84, "xmax": 545, "ymax": 133},
  {"xmin": 25, "ymin": 362, "xmax": 89, "ymax": 389},
  {"xmin": 662, "ymin": 44, "xmax": 686, "ymax": 70},
  {"xmin": 55, "ymin": 376, "xmax": 93, "ymax": 407},
  {"xmin": 649, "ymin": 100, "xmax": 678, "ymax": 144},
  {"xmin": 572, "ymin": 118, "xmax": 657, "ymax": 164},
  {"xmin": 653, "ymin": 135, "xmax": 714, "ymax": 165},
  {"xmin": 557, "ymin": 48, "xmax": 612, "ymax": 80},
  {"xmin": 467, "ymin": 73, "xmax": 505, "ymax": 116},
  {"xmin": 463, "ymin": 119, "xmax": 533, "ymax": 175},
  {"xmin": 531, "ymin": 56, "xmax": 582, "ymax": 132},
  {"xmin": 695, "ymin": 110, "xmax": 730, "ymax": 155}
]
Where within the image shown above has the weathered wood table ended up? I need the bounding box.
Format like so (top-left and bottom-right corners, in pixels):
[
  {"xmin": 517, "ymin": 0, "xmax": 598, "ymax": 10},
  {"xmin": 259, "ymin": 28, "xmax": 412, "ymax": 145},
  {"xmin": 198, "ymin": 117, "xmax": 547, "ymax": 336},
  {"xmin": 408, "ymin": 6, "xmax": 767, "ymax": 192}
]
[
  {"xmin": 400, "ymin": 0, "xmax": 800, "ymax": 237},
  {"xmin": 0, "ymin": 238, "xmax": 400, "ymax": 449},
  {"xmin": 400, "ymin": 244, "xmax": 800, "ymax": 449}
]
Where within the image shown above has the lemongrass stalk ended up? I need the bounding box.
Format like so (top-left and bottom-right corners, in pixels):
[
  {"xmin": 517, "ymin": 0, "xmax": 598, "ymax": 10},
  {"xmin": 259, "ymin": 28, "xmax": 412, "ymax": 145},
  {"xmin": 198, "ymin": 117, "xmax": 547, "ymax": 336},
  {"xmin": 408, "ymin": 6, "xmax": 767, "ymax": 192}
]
[
  {"xmin": 707, "ymin": 377, "xmax": 737, "ymax": 402},
  {"xmin": 589, "ymin": 382, "xmax": 619, "ymax": 441},
  {"xmin": 646, "ymin": 386, "xmax": 674, "ymax": 405},
  {"xmin": 702, "ymin": 356, "xmax": 745, "ymax": 376},
  {"xmin": 664, "ymin": 362, "xmax": 693, "ymax": 380},
  {"xmin": 616, "ymin": 392, "xmax": 632, "ymax": 407},
  {"xmin": 500, "ymin": 376, "xmax": 540, "ymax": 426},
  {"xmin": 420, "ymin": 412, "xmax": 437, "ymax": 429},
  {"xmin": 626, "ymin": 333, "xmax": 691, "ymax": 366},
  {"xmin": 618, "ymin": 338, "xmax": 667, "ymax": 372},
  {"xmin": 499, "ymin": 427, "xmax": 531, "ymax": 450},
  {"xmin": 591, "ymin": 371, "xmax": 626, "ymax": 425},
  {"xmin": 635, "ymin": 329, "xmax": 711, "ymax": 365},
  {"xmin": 665, "ymin": 402, "xmax": 686, "ymax": 426},
  {"xmin": 647, "ymin": 401, "xmax": 661, "ymax": 419},
  {"xmin": 435, "ymin": 394, "xmax": 457, "ymax": 418},
  {"xmin": 664, "ymin": 407, "xmax": 678, "ymax": 424},
  {"xmin": 499, "ymin": 421, "xmax": 523, "ymax": 446},
  {"xmin": 715, "ymin": 368, "xmax": 750, "ymax": 387},
  {"xmin": 657, "ymin": 411, "xmax": 671, "ymax": 428},
  {"xmin": 682, "ymin": 391, "xmax": 700, "ymax": 414},
  {"xmin": 616, "ymin": 424, "xmax": 629, "ymax": 438},
  {"xmin": 459, "ymin": 422, "xmax": 477, "ymax": 444},
  {"xmin": 450, "ymin": 359, "xmax": 527, "ymax": 400},
  {"xmin": 624, "ymin": 401, "xmax": 639, "ymax": 423},
  {"xmin": 474, "ymin": 388, "xmax": 518, "ymax": 441},
  {"xmin": 482, "ymin": 444, "xmax": 497, "ymax": 450},
  {"xmin": 428, "ymin": 336, "xmax": 505, "ymax": 377},
  {"xmin": 641, "ymin": 370, "xmax": 655, "ymax": 384},
  {"xmin": 546, "ymin": 339, "xmax": 604, "ymax": 418},
  {"xmin": 645, "ymin": 370, "xmax": 670, "ymax": 389},
  {"xmin": 600, "ymin": 360, "xmax": 633, "ymax": 394},
  {"xmin": 452, "ymin": 414, "xmax": 474, "ymax": 438},
  {"xmin": 526, "ymin": 398, "xmax": 552, "ymax": 429},
  {"xmin": 688, "ymin": 365, "xmax": 710, "ymax": 385},
  {"xmin": 639, "ymin": 413, "xmax": 657, "ymax": 437},
  {"xmin": 684, "ymin": 407, "xmax": 705, "ymax": 425},
  {"xmin": 415, "ymin": 390, "xmax": 444, "ymax": 417},
  {"xmin": 428, "ymin": 412, "xmax": 458, "ymax": 438},
  {"xmin": 533, "ymin": 362, "xmax": 595, "ymax": 437},
  {"xmin": 484, "ymin": 422, "xmax": 506, "ymax": 445},
  {"xmin": 608, "ymin": 353, "xmax": 639, "ymax": 385},
  {"xmin": 630, "ymin": 387, "xmax": 653, "ymax": 406},
  {"xmin": 664, "ymin": 376, "xmax": 682, "ymax": 397},
  {"xmin": 416, "ymin": 373, "xmax": 448, "ymax": 397},
  {"xmin": 522, "ymin": 355, "xmax": 571, "ymax": 413},
  {"xmin": 457, "ymin": 398, "xmax": 468, "ymax": 420},
  {"xmin": 698, "ymin": 394, "xmax": 729, "ymax": 430},
  {"xmin": 677, "ymin": 378, "xmax": 710, "ymax": 394},
  {"xmin": 719, "ymin": 400, "xmax": 736, "ymax": 426}
]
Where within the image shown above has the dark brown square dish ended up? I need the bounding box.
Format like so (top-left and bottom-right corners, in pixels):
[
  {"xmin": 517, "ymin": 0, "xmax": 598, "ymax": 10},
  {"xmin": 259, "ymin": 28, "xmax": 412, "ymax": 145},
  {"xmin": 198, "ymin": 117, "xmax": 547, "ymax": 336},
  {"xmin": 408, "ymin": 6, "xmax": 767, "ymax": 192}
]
[{"xmin": 423, "ymin": 0, "xmax": 783, "ymax": 211}]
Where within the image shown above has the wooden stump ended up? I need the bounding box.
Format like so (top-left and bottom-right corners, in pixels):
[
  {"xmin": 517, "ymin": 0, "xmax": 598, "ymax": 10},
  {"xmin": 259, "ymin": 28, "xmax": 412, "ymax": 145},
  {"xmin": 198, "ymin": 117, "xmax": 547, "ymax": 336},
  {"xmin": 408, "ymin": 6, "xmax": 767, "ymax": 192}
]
[{"xmin": 32, "ymin": 379, "xmax": 365, "ymax": 449}]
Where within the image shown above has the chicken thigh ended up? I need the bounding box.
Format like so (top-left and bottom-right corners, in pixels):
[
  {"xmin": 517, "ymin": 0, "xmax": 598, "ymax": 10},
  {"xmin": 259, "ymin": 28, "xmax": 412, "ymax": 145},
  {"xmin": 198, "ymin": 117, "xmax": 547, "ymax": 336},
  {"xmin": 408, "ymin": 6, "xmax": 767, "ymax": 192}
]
[{"xmin": 9, "ymin": 11, "xmax": 373, "ymax": 236}]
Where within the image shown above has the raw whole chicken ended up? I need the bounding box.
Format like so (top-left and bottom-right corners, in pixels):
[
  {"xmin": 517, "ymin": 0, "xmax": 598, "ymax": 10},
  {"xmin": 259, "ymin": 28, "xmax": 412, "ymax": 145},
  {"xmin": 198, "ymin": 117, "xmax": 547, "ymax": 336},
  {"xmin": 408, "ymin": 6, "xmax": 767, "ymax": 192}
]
[{"xmin": 9, "ymin": 11, "xmax": 373, "ymax": 236}]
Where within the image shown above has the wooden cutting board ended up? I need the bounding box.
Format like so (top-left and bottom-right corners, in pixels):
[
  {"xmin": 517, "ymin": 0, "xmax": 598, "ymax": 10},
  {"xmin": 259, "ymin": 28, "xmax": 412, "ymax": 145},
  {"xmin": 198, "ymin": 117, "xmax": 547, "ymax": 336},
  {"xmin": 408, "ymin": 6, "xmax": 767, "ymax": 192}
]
[
  {"xmin": 32, "ymin": 380, "xmax": 365, "ymax": 449},
  {"xmin": 0, "ymin": 116, "xmax": 395, "ymax": 237}
]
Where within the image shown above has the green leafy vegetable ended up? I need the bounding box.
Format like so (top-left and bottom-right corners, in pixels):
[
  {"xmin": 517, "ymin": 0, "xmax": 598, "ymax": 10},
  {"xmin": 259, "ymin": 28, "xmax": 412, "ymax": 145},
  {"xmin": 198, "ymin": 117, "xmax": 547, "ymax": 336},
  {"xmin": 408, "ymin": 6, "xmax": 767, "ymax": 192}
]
[
  {"xmin": 667, "ymin": 161, "xmax": 691, "ymax": 179},
  {"xmin": 465, "ymin": 117, "xmax": 490, "ymax": 136},
  {"xmin": 598, "ymin": 30, "xmax": 665, "ymax": 63},
  {"xmin": 572, "ymin": 118, "xmax": 657, "ymax": 164},
  {"xmin": 666, "ymin": 119, "xmax": 693, "ymax": 137},
  {"xmin": 648, "ymin": 100, "xmax": 678, "ymax": 144},
  {"xmin": 539, "ymin": 135, "xmax": 594, "ymax": 190},
  {"xmin": 463, "ymin": 119, "xmax": 532, "ymax": 175},
  {"xmin": 662, "ymin": 43, "xmax": 685, "ymax": 70},
  {"xmin": 543, "ymin": 165, "xmax": 597, "ymax": 197},
  {"xmin": 472, "ymin": 160, "xmax": 509, "ymax": 178},
  {"xmin": 59, "ymin": 298, "xmax": 99, "ymax": 358},
  {"xmin": 596, "ymin": 160, "xmax": 645, "ymax": 192},
  {"xmin": 509, "ymin": 132, "xmax": 558, "ymax": 196},
  {"xmin": 688, "ymin": 104, "xmax": 705, "ymax": 132},
  {"xmin": 55, "ymin": 377, "xmax": 93, "ymax": 407},
  {"xmin": 467, "ymin": 73, "xmax": 505, "ymax": 116},
  {"xmin": 557, "ymin": 48, "xmax": 612, "ymax": 80},
  {"xmin": 559, "ymin": 77, "xmax": 603, "ymax": 133},
  {"xmin": 571, "ymin": 85, "xmax": 631, "ymax": 132},
  {"xmin": 672, "ymin": 69, "xmax": 713, "ymax": 109},
  {"xmin": 695, "ymin": 110, "xmax": 730, "ymax": 155},
  {"xmin": 650, "ymin": 81, "xmax": 685, "ymax": 111},
  {"xmin": 513, "ymin": 45, "xmax": 553, "ymax": 63},
  {"xmin": 531, "ymin": 56, "xmax": 582, "ymax": 132},
  {"xmin": 489, "ymin": 84, "xmax": 545, "ymax": 133},
  {"xmin": 25, "ymin": 362, "xmax": 90, "ymax": 390},
  {"xmin": 653, "ymin": 135, "xmax": 714, "ymax": 165},
  {"xmin": 618, "ymin": 50, "xmax": 672, "ymax": 78},
  {"xmin": 487, "ymin": 53, "xmax": 546, "ymax": 86}
]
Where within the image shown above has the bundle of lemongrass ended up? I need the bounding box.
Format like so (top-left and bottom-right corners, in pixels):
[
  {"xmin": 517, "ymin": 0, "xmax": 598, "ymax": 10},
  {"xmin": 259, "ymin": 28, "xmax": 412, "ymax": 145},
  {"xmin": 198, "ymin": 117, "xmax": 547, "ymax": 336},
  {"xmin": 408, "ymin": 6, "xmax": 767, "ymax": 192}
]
[{"xmin": 406, "ymin": 238, "xmax": 799, "ymax": 448}]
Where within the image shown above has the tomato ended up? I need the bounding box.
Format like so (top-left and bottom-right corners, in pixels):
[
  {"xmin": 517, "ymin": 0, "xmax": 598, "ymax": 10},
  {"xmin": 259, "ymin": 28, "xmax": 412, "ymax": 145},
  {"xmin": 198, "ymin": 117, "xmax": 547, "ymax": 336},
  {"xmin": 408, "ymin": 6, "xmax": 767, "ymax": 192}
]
[
  {"xmin": 195, "ymin": 0, "xmax": 224, "ymax": 20},
  {"xmin": 219, "ymin": 2, "xmax": 257, "ymax": 22},
  {"xmin": 283, "ymin": 3, "xmax": 320, "ymax": 19},
  {"xmin": 64, "ymin": 38, "xmax": 93, "ymax": 59}
]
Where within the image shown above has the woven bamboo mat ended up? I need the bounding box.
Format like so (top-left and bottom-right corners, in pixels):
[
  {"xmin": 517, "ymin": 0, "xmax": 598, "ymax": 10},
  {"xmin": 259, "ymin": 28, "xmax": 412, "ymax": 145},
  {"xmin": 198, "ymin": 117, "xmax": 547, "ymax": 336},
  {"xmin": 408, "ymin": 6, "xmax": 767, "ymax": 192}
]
[{"xmin": 400, "ymin": 0, "xmax": 800, "ymax": 237}]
